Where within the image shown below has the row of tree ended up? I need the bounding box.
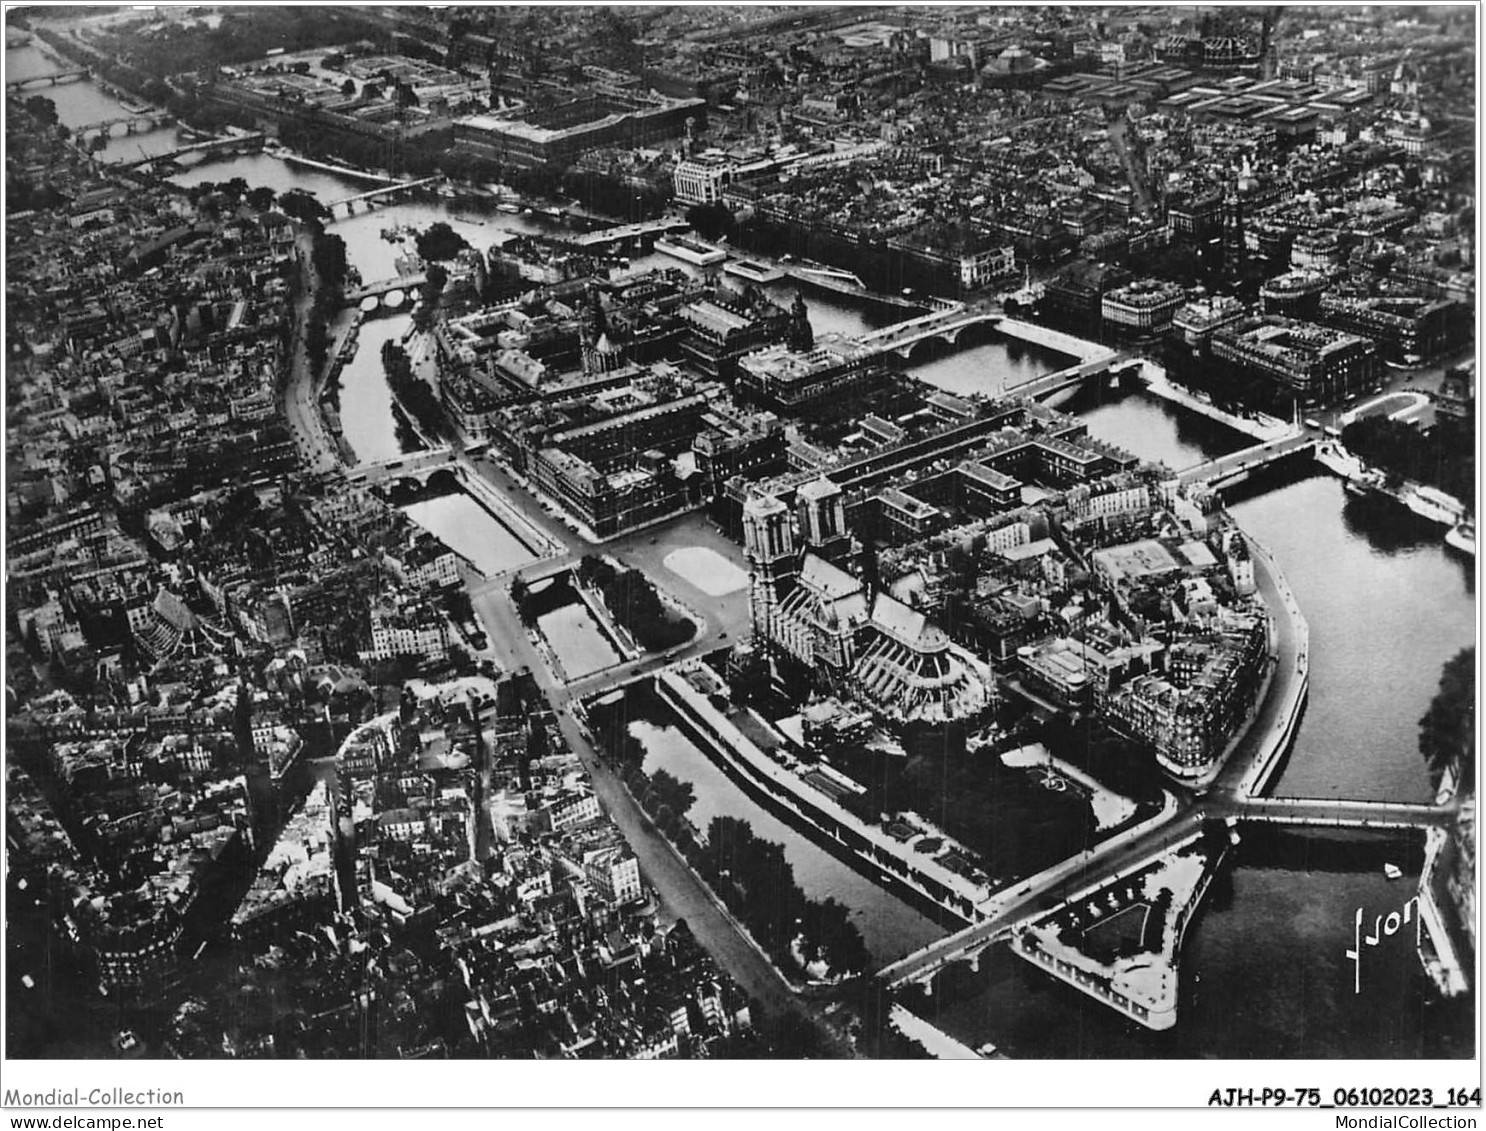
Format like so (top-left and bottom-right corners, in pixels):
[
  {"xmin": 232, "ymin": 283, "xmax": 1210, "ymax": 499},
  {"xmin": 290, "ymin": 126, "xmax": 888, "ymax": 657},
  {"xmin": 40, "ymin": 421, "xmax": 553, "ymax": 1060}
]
[{"xmin": 698, "ymin": 815, "xmax": 871, "ymax": 978}]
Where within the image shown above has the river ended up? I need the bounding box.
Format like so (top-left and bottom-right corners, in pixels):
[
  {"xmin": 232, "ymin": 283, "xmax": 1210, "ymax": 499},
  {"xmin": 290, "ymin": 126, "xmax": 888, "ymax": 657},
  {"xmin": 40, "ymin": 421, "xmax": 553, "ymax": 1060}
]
[{"xmin": 16, "ymin": 119, "xmax": 1469, "ymax": 1055}]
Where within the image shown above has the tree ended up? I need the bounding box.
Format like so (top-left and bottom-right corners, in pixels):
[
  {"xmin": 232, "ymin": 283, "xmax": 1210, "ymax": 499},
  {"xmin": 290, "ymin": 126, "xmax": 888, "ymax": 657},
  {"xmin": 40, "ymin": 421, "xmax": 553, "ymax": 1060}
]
[
  {"xmin": 245, "ymin": 186, "xmax": 276, "ymax": 211},
  {"xmin": 23, "ymin": 95, "xmax": 58, "ymax": 127},
  {"xmin": 449, "ymin": 643, "xmax": 475, "ymax": 677},
  {"xmin": 414, "ymin": 222, "xmax": 469, "ymax": 262},
  {"xmin": 341, "ymin": 77, "xmax": 357, "ymax": 97},
  {"xmin": 1420, "ymin": 647, "xmax": 1474, "ymax": 792},
  {"xmin": 686, "ymin": 203, "xmax": 736, "ymax": 242},
  {"xmin": 277, "ymin": 188, "xmax": 329, "ymax": 224},
  {"xmin": 311, "ymin": 231, "xmax": 348, "ymax": 290}
]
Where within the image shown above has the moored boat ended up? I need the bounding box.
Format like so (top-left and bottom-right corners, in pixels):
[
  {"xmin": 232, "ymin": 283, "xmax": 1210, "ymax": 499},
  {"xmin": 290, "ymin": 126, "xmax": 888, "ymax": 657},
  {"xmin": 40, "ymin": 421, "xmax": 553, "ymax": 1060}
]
[
  {"xmin": 1445, "ymin": 521, "xmax": 1475, "ymax": 557},
  {"xmin": 1343, "ymin": 470, "xmax": 1385, "ymax": 499}
]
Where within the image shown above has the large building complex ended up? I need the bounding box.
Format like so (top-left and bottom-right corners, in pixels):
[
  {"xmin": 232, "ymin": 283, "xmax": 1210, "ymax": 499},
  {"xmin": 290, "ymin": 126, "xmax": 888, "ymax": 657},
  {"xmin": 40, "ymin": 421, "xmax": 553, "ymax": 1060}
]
[
  {"xmin": 1210, "ymin": 315, "xmax": 1379, "ymax": 404},
  {"xmin": 456, "ymin": 88, "xmax": 705, "ymax": 165}
]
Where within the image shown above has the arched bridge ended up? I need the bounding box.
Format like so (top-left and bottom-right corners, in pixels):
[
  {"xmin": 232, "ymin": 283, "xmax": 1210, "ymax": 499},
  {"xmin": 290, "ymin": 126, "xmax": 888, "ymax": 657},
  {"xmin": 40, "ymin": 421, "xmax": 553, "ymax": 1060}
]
[
  {"xmin": 345, "ymin": 446, "xmax": 459, "ymax": 487},
  {"xmin": 75, "ymin": 110, "xmax": 174, "ymax": 141},
  {"xmin": 854, "ymin": 302, "xmax": 1003, "ymax": 360},
  {"xmin": 7, "ymin": 67, "xmax": 89, "ymax": 91},
  {"xmin": 344, "ymin": 273, "xmax": 428, "ymax": 307}
]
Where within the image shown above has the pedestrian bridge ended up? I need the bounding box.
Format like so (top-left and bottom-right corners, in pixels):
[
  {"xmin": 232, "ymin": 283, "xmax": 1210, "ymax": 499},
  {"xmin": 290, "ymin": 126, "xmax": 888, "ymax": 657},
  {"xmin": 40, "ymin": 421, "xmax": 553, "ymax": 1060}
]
[{"xmin": 328, "ymin": 176, "xmax": 444, "ymax": 219}]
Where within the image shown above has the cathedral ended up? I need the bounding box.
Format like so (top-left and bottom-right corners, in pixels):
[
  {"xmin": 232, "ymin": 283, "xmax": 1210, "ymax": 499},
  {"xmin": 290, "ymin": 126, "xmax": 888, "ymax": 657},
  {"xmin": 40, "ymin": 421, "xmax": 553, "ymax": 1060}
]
[{"xmin": 742, "ymin": 481, "xmax": 995, "ymax": 727}]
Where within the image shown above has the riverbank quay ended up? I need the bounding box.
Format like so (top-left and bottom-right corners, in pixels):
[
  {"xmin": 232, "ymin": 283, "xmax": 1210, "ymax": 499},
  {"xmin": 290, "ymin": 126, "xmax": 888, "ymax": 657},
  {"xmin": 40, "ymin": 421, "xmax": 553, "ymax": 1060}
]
[
  {"xmin": 1218, "ymin": 534, "xmax": 1310, "ymax": 800},
  {"xmin": 1134, "ymin": 360, "xmax": 1293, "ymax": 443},
  {"xmin": 655, "ymin": 667, "xmax": 992, "ymax": 926}
]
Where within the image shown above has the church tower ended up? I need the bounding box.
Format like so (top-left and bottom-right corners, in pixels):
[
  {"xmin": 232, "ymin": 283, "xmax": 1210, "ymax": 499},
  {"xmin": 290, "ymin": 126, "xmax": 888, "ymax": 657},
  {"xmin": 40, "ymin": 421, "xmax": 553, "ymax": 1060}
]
[
  {"xmin": 795, "ymin": 476, "xmax": 850, "ymax": 565},
  {"xmin": 580, "ymin": 284, "xmax": 624, "ymax": 377},
  {"xmin": 743, "ymin": 493, "xmax": 797, "ymax": 643},
  {"xmin": 1221, "ymin": 187, "xmax": 1245, "ymax": 281},
  {"xmin": 788, "ymin": 290, "xmax": 814, "ymax": 353}
]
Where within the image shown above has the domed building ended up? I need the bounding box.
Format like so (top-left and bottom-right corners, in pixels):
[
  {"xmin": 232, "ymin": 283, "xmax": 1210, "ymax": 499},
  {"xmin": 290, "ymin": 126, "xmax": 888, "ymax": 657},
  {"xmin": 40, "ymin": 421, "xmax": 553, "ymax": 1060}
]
[{"xmin": 984, "ymin": 43, "xmax": 1049, "ymax": 85}]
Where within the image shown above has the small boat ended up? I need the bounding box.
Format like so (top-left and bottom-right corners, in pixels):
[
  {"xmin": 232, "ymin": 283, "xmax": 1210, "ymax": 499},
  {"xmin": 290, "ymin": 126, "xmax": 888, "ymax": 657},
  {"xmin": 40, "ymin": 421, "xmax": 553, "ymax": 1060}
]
[
  {"xmin": 1383, "ymin": 863, "xmax": 1403, "ymax": 880},
  {"xmin": 1445, "ymin": 520, "xmax": 1475, "ymax": 557},
  {"xmin": 1344, "ymin": 470, "xmax": 1385, "ymax": 499}
]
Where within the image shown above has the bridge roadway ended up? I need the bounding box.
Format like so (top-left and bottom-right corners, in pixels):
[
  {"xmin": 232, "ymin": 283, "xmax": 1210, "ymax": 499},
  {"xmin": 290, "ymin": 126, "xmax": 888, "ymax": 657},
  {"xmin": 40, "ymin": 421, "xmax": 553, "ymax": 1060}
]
[
  {"xmin": 74, "ymin": 112, "xmax": 173, "ymax": 139},
  {"xmin": 1178, "ymin": 431, "xmax": 1316, "ymax": 486},
  {"xmin": 344, "ymin": 273, "xmax": 428, "ymax": 305},
  {"xmin": 329, "ymin": 175, "xmax": 444, "ymax": 213},
  {"xmin": 1010, "ymin": 351, "xmax": 1125, "ymax": 402},
  {"xmin": 1212, "ymin": 795, "xmax": 1457, "ymax": 830},
  {"xmin": 569, "ymin": 217, "xmax": 688, "ymax": 249},
  {"xmin": 853, "ymin": 302, "xmax": 1001, "ymax": 357},
  {"xmin": 121, "ymin": 132, "xmax": 265, "ymax": 170},
  {"xmin": 6, "ymin": 67, "xmax": 89, "ymax": 91},
  {"xmin": 345, "ymin": 445, "xmax": 457, "ymax": 484}
]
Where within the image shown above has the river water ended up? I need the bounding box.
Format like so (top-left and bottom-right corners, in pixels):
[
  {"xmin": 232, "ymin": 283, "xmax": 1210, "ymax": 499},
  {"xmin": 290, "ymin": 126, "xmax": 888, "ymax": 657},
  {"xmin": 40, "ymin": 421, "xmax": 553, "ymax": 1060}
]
[
  {"xmin": 626, "ymin": 706, "xmax": 950, "ymax": 966},
  {"xmin": 11, "ymin": 89, "xmax": 1472, "ymax": 1054},
  {"xmin": 538, "ymin": 602, "xmax": 623, "ymax": 680}
]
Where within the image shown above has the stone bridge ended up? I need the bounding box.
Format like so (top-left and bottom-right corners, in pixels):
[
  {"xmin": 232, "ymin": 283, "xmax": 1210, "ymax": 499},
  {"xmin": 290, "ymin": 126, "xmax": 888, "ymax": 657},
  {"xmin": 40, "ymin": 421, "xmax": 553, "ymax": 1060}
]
[{"xmin": 7, "ymin": 67, "xmax": 89, "ymax": 91}]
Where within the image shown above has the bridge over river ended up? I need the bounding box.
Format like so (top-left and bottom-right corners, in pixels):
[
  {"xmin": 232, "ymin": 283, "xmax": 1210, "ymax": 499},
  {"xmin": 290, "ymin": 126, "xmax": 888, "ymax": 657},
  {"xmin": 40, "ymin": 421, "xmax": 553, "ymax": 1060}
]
[
  {"xmin": 853, "ymin": 302, "xmax": 1003, "ymax": 360},
  {"xmin": 327, "ymin": 176, "xmax": 445, "ymax": 219},
  {"xmin": 121, "ymin": 132, "xmax": 265, "ymax": 172},
  {"xmin": 568, "ymin": 216, "xmax": 689, "ymax": 250},
  {"xmin": 7, "ymin": 67, "xmax": 89, "ymax": 91},
  {"xmin": 1179, "ymin": 431, "xmax": 1317, "ymax": 488},
  {"xmin": 1212, "ymin": 795, "xmax": 1457, "ymax": 830}
]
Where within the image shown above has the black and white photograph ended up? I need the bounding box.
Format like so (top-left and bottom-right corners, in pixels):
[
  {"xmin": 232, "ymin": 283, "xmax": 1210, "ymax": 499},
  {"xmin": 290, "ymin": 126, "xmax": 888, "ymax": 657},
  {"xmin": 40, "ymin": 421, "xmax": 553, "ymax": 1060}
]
[{"xmin": 1, "ymin": 0, "xmax": 1478, "ymax": 1116}]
